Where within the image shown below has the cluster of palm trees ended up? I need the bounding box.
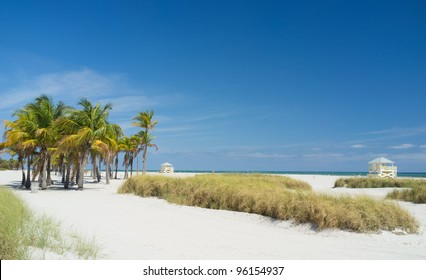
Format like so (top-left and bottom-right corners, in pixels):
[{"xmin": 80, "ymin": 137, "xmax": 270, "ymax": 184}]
[{"xmin": 0, "ymin": 95, "xmax": 158, "ymax": 192}]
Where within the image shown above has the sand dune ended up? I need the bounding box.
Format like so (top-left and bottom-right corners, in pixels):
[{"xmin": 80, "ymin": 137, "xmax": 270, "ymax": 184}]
[{"xmin": 1, "ymin": 170, "xmax": 425, "ymax": 259}]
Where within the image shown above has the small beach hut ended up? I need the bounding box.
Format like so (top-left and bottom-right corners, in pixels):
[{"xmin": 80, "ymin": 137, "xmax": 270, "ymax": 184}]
[
  {"xmin": 160, "ymin": 162, "xmax": 174, "ymax": 173},
  {"xmin": 368, "ymin": 157, "xmax": 397, "ymax": 178}
]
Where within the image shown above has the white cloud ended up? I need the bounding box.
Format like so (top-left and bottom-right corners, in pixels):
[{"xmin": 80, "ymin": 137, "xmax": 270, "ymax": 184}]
[
  {"xmin": 388, "ymin": 143, "xmax": 415, "ymax": 149},
  {"xmin": 350, "ymin": 144, "xmax": 366, "ymax": 149},
  {"xmin": 361, "ymin": 126, "xmax": 426, "ymax": 138},
  {"xmin": 420, "ymin": 145, "xmax": 426, "ymax": 149},
  {"xmin": 0, "ymin": 68, "xmax": 184, "ymax": 135},
  {"xmin": 303, "ymin": 153, "xmax": 344, "ymax": 159},
  {"xmin": 230, "ymin": 152, "xmax": 293, "ymax": 159},
  {"xmin": 156, "ymin": 126, "xmax": 194, "ymax": 133},
  {"xmin": 98, "ymin": 95, "xmax": 168, "ymax": 114},
  {"xmin": 0, "ymin": 69, "xmax": 120, "ymax": 110}
]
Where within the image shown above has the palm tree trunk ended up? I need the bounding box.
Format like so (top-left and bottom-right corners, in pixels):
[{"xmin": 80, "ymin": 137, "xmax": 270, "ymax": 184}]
[
  {"xmin": 47, "ymin": 156, "xmax": 52, "ymax": 186},
  {"xmin": 25, "ymin": 155, "xmax": 31, "ymax": 189},
  {"xmin": 65, "ymin": 161, "xmax": 71, "ymax": 189},
  {"xmin": 40, "ymin": 156, "xmax": 47, "ymax": 190},
  {"xmin": 21, "ymin": 165, "xmax": 26, "ymax": 187},
  {"xmin": 136, "ymin": 155, "xmax": 139, "ymax": 175},
  {"xmin": 32, "ymin": 159, "xmax": 40, "ymax": 182},
  {"xmin": 77, "ymin": 151, "xmax": 87, "ymax": 189},
  {"xmin": 61, "ymin": 161, "xmax": 66, "ymax": 183},
  {"xmin": 105, "ymin": 157, "xmax": 110, "ymax": 184},
  {"xmin": 97, "ymin": 157, "xmax": 101, "ymax": 182},
  {"xmin": 124, "ymin": 156, "xmax": 129, "ymax": 179},
  {"xmin": 70, "ymin": 163, "xmax": 76, "ymax": 185},
  {"xmin": 19, "ymin": 156, "xmax": 25, "ymax": 187},
  {"xmin": 142, "ymin": 148, "xmax": 147, "ymax": 175},
  {"xmin": 130, "ymin": 157, "xmax": 133, "ymax": 177},
  {"xmin": 114, "ymin": 155, "xmax": 119, "ymax": 179},
  {"xmin": 92, "ymin": 155, "xmax": 97, "ymax": 180}
]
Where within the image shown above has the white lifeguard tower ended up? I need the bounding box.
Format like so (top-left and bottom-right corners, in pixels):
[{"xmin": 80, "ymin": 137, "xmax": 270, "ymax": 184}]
[
  {"xmin": 368, "ymin": 157, "xmax": 397, "ymax": 178},
  {"xmin": 160, "ymin": 162, "xmax": 174, "ymax": 173}
]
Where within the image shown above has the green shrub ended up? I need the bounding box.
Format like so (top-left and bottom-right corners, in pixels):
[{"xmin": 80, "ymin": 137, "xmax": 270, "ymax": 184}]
[{"xmin": 119, "ymin": 174, "xmax": 418, "ymax": 233}]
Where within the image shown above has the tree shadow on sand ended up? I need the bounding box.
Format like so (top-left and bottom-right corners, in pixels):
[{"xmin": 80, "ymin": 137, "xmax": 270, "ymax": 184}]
[{"xmin": 3, "ymin": 177, "xmax": 109, "ymax": 192}]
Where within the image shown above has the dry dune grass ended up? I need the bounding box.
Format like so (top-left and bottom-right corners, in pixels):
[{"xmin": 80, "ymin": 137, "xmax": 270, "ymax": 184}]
[
  {"xmin": 335, "ymin": 177, "xmax": 426, "ymax": 204},
  {"xmin": 387, "ymin": 187, "xmax": 426, "ymax": 204},
  {"xmin": 119, "ymin": 174, "xmax": 418, "ymax": 233},
  {"xmin": 334, "ymin": 177, "xmax": 426, "ymax": 189}
]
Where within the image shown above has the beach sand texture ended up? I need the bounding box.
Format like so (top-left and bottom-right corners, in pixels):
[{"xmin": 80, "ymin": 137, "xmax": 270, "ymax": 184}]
[{"xmin": 1, "ymin": 170, "xmax": 425, "ymax": 259}]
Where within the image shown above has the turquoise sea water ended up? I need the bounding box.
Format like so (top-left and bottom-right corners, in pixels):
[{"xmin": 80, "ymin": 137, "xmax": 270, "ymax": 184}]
[{"xmin": 146, "ymin": 170, "xmax": 426, "ymax": 178}]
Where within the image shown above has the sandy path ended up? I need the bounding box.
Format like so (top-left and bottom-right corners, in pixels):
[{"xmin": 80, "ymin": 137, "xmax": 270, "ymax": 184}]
[{"xmin": 1, "ymin": 170, "xmax": 425, "ymax": 259}]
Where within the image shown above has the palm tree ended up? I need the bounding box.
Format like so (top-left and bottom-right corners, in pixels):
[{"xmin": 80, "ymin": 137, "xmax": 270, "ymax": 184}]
[
  {"xmin": 54, "ymin": 138, "xmax": 79, "ymax": 189},
  {"xmin": 136, "ymin": 131, "xmax": 158, "ymax": 174},
  {"xmin": 0, "ymin": 139, "xmax": 26, "ymax": 186},
  {"xmin": 117, "ymin": 135, "xmax": 139, "ymax": 179},
  {"xmin": 24, "ymin": 95, "xmax": 66, "ymax": 190},
  {"xmin": 118, "ymin": 136, "xmax": 131, "ymax": 179},
  {"xmin": 132, "ymin": 111, "xmax": 158, "ymax": 174},
  {"xmin": 3, "ymin": 111, "xmax": 38, "ymax": 191},
  {"xmin": 100, "ymin": 132, "xmax": 122, "ymax": 184},
  {"xmin": 55, "ymin": 98, "xmax": 121, "ymax": 189}
]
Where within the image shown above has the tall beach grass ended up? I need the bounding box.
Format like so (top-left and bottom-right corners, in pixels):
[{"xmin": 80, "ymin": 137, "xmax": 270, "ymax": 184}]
[
  {"xmin": 335, "ymin": 177, "xmax": 426, "ymax": 204},
  {"xmin": 0, "ymin": 187, "xmax": 29, "ymax": 259},
  {"xmin": 334, "ymin": 177, "xmax": 426, "ymax": 189},
  {"xmin": 0, "ymin": 187, "xmax": 101, "ymax": 259},
  {"xmin": 387, "ymin": 187, "xmax": 426, "ymax": 204},
  {"xmin": 119, "ymin": 174, "xmax": 418, "ymax": 233}
]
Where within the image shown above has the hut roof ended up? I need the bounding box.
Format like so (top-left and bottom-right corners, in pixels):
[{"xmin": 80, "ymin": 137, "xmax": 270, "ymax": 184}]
[
  {"xmin": 368, "ymin": 157, "xmax": 394, "ymax": 164},
  {"xmin": 161, "ymin": 162, "xmax": 173, "ymax": 166}
]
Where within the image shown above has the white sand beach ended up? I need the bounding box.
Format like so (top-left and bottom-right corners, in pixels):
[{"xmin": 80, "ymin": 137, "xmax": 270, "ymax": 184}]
[{"xmin": 1, "ymin": 170, "xmax": 425, "ymax": 259}]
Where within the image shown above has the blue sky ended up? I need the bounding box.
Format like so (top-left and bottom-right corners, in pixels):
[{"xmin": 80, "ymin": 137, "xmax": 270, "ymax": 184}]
[{"xmin": 1, "ymin": 0, "xmax": 426, "ymax": 172}]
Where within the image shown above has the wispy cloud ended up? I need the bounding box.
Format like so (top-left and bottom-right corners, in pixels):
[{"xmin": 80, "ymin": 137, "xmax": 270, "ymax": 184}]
[
  {"xmin": 181, "ymin": 110, "xmax": 243, "ymax": 123},
  {"xmin": 0, "ymin": 69, "xmax": 120, "ymax": 110},
  {"xmin": 156, "ymin": 125, "xmax": 194, "ymax": 133},
  {"xmin": 388, "ymin": 143, "xmax": 415, "ymax": 149},
  {"xmin": 361, "ymin": 126, "xmax": 426, "ymax": 138},
  {"xmin": 228, "ymin": 151, "xmax": 294, "ymax": 159},
  {"xmin": 350, "ymin": 144, "xmax": 366, "ymax": 149},
  {"xmin": 99, "ymin": 94, "xmax": 181, "ymax": 114},
  {"xmin": 0, "ymin": 68, "xmax": 183, "ymax": 134},
  {"xmin": 302, "ymin": 153, "xmax": 344, "ymax": 159}
]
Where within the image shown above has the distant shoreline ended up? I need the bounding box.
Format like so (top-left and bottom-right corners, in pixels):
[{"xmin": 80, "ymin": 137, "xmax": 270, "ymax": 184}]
[{"xmin": 102, "ymin": 169, "xmax": 426, "ymax": 178}]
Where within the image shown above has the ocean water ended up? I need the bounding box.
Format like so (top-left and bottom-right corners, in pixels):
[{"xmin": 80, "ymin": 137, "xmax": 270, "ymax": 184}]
[
  {"xmin": 106, "ymin": 169, "xmax": 426, "ymax": 178},
  {"xmin": 146, "ymin": 170, "xmax": 426, "ymax": 178}
]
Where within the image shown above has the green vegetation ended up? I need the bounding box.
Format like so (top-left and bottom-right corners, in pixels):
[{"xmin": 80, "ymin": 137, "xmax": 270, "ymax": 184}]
[
  {"xmin": 0, "ymin": 187, "xmax": 29, "ymax": 259},
  {"xmin": 334, "ymin": 177, "xmax": 426, "ymax": 189},
  {"xmin": 119, "ymin": 174, "xmax": 418, "ymax": 233},
  {"xmin": 0, "ymin": 187, "xmax": 101, "ymax": 259},
  {"xmin": 0, "ymin": 94, "xmax": 158, "ymax": 190},
  {"xmin": 335, "ymin": 177, "xmax": 426, "ymax": 204},
  {"xmin": 0, "ymin": 157, "xmax": 19, "ymax": 170},
  {"xmin": 387, "ymin": 187, "xmax": 426, "ymax": 204}
]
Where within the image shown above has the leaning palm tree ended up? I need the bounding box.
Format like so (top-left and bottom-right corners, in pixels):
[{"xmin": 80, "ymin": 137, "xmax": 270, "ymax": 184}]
[
  {"xmin": 0, "ymin": 139, "xmax": 26, "ymax": 186},
  {"xmin": 131, "ymin": 111, "xmax": 158, "ymax": 174},
  {"xmin": 3, "ymin": 111, "xmax": 38, "ymax": 191},
  {"xmin": 55, "ymin": 98, "xmax": 121, "ymax": 189}
]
